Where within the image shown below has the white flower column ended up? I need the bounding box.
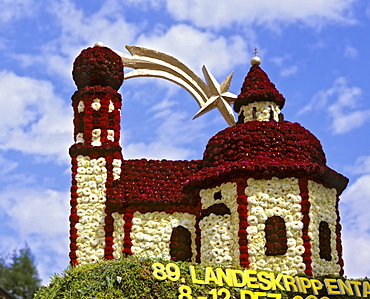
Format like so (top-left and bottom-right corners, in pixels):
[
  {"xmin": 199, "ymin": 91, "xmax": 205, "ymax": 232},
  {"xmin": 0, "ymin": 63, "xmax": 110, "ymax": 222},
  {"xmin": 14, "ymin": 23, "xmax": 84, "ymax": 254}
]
[
  {"xmin": 245, "ymin": 177, "xmax": 305, "ymax": 276},
  {"xmin": 75, "ymin": 156, "xmax": 108, "ymax": 264},
  {"xmin": 199, "ymin": 182, "xmax": 239, "ymax": 264},
  {"xmin": 308, "ymin": 181, "xmax": 341, "ymax": 276}
]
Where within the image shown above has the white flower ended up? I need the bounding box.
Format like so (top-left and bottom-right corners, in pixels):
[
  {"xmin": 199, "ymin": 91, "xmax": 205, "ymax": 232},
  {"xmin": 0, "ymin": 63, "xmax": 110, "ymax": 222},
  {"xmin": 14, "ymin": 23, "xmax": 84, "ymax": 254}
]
[
  {"xmin": 284, "ymin": 215, "xmax": 293, "ymax": 223},
  {"xmin": 290, "ymin": 221, "xmax": 303, "ymax": 231},
  {"xmin": 256, "ymin": 259, "xmax": 267, "ymax": 268},
  {"xmin": 272, "ymin": 207, "xmax": 282, "ymax": 216},
  {"xmin": 293, "ymin": 255, "xmax": 303, "ymax": 264},
  {"xmin": 296, "ymin": 245, "xmax": 305, "ymax": 255},
  {"xmin": 246, "ymin": 226, "xmax": 258, "ymax": 235},
  {"xmin": 92, "ymin": 98, "xmax": 101, "ymax": 111},
  {"xmin": 152, "ymin": 235, "xmax": 161, "ymax": 243},
  {"xmin": 287, "ymin": 238, "xmax": 296, "ymax": 247},
  {"xmin": 248, "ymin": 215, "xmax": 258, "ymax": 225},
  {"xmin": 96, "ymin": 248, "xmax": 105, "ymax": 258},
  {"xmin": 132, "ymin": 217, "xmax": 142, "ymax": 225}
]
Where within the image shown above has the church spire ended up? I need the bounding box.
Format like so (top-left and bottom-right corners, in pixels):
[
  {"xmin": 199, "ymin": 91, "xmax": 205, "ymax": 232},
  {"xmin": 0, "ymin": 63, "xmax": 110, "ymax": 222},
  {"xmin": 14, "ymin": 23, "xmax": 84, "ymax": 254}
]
[{"xmin": 234, "ymin": 53, "xmax": 285, "ymax": 124}]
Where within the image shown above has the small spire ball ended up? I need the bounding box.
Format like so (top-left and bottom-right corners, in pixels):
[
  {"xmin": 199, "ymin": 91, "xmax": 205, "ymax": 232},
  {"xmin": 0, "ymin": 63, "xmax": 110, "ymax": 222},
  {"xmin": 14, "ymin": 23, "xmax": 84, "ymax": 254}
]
[
  {"xmin": 94, "ymin": 41, "xmax": 105, "ymax": 47},
  {"xmin": 251, "ymin": 56, "xmax": 261, "ymax": 66}
]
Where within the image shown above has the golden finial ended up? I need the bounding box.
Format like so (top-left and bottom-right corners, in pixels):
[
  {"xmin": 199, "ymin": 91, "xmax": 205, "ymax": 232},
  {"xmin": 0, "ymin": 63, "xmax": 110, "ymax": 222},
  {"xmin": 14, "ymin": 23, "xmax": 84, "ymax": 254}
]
[{"xmin": 251, "ymin": 47, "xmax": 261, "ymax": 65}]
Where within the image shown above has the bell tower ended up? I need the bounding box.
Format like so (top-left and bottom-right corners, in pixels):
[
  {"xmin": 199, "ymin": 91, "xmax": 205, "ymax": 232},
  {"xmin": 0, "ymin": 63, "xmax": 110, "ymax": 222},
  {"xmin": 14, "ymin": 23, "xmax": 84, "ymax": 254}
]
[{"xmin": 69, "ymin": 44, "xmax": 124, "ymax": 265}]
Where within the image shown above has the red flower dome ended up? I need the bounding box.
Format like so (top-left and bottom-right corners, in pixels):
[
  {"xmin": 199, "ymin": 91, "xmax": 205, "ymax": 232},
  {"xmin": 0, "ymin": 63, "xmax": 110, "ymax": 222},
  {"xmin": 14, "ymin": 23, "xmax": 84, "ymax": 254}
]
[
  {"xmin": 73, "ymin": 46, "xmax": 124, "ymax": 90},
  {"xmin": 185, "ymin": 121, "xmax": 348, "ymax": 194},
  {"xmin": 234, "ymin": 65, "xmax": 285, "ymax": 113}
]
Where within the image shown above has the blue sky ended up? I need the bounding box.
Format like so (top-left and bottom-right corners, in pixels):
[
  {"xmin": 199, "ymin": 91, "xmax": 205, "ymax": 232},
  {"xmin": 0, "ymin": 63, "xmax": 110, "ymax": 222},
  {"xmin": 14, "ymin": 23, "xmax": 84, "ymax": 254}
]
[{"xmin": 0, "ymin": 0, "xmax": 369, "ymax": 284}]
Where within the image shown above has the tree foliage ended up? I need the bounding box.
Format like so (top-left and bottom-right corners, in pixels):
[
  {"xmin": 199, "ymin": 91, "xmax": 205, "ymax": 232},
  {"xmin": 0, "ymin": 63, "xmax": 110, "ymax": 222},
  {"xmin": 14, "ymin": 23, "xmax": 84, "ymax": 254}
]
[{"xmin": 0, "ymin": 245, "xmax": 41, "ymax": 299}]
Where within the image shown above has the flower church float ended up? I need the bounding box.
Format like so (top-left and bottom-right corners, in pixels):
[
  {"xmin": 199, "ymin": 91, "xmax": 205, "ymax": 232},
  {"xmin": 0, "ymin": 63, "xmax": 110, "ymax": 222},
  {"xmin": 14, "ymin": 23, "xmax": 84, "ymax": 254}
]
[{"xmin": 68, "ymin": 43, "xmax": 348, "ymax": 279}]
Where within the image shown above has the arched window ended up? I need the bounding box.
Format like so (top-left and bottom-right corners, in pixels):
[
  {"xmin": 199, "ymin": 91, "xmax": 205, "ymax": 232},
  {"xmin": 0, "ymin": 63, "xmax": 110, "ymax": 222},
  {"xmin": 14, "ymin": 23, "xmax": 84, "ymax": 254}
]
[
  {"xmin": 319, "ymin": 221, "xmax": 332, "ymax": 261},
  {"xmin": 170, "ymin": 226, "xmax": 192, "ymax": 262},
  {"xmin": 265, "ymin": 216, "xmax": 287, "ymax": 256}
]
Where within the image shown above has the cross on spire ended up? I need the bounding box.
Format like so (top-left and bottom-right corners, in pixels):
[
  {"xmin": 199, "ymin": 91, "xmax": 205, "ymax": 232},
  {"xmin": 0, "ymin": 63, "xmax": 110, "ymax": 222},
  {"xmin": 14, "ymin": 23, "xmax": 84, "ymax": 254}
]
[{"xmin": 253, "ymin": 47, "xmax": 259, "ymax": 56}]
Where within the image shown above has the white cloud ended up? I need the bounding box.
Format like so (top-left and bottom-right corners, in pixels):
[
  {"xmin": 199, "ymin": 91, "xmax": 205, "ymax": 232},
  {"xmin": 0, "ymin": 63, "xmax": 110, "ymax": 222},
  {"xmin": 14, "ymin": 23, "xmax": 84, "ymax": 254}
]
[
  {"xmin": 299, "ymin": 77, "xmax": 370, "ymax": 134},
  {"xmin": 0, "ymin": 186, "xmax": 70, "ymax": 284},
  {"xmin": 0, "ymin": 0, "xmax": 36, "ymax": 24},
  {"xmin": 346, "ymin": 155, "xmax": 370, "ymax": 175},
  {"xmin": 135, "ymin": 24, "xmax": 249, "ymax": 77},
  {"xmin": 341, "ymin": 175, "xmax": 370, "ymax": 277},
  {"xmin": 161, "ymin": 0, "xmax": 357, "ymax": 30},
  {"xmin": 0, "ymin": 70, "xmax": 72, "ymax": 163},
  {"xmin": 344, "ymin": 45, "xmax": 358, "ymax": 59},
  {"xmin": 16, "ymin": 0, "xmax": 139, "ymax": 81},
  {"xmin": 280, "ymin": 65, "xmax": 298, "ymax": 77},
  {"xmin": 122, "ymin": 96, "xmax": 213, "ymax": 160}
]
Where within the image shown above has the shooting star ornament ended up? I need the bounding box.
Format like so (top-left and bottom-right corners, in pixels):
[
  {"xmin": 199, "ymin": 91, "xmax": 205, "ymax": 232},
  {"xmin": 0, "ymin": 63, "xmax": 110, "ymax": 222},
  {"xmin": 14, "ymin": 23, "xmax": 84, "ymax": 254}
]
[{"xmin": 104, "ymin": 43, "xmax": 237, "ymax": 126}]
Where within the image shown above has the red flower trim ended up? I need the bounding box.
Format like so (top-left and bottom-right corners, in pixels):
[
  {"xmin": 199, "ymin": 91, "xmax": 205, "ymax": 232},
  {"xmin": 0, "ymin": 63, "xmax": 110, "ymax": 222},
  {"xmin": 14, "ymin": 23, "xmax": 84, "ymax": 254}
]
[
  {"xmin": 104, "ymin": 214, "xmax": 114, "ymax": 260},
  {"xmin": 237, "ymin": 179, "xmax": 249, "ymax": 268},
  {"xmin": 123, "ymin": 212, "xmax": 133, "ymax": 256},
  {"xmin": 335, "ymin": 197, "xmax": 344, "ymax": 276},
  {"xmin": 299, "ymin": 178, "xmax": 312, "ymax": 276}
]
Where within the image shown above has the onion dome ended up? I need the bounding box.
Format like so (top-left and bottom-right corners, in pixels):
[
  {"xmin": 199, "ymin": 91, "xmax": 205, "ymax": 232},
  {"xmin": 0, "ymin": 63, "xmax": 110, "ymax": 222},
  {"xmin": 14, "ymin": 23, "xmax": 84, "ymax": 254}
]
[
  {"xmin": 187, "ymin": 121, "xmax": 348, "ymax": 194},
  {"xmin": 234, "ymin": 59, "xmax": 285, "ymax": 113},
  {"xmin": 72, "ymin": 44, "xmax": 124, "ymax": 90}
]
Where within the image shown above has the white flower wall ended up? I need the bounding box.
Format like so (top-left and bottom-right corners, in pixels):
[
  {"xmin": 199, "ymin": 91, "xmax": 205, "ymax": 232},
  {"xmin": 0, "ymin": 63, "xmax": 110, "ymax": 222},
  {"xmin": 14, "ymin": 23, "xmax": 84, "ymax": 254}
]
[
  {"xmin": 308, "ymin": 180, "xmax": 340, "ymax": 276},
  {"xmin": 199, "ymin": 182, "xmax": 239, "ymax": 264},
  {"xmin": 130, "ymin": 211, "xmax": 197, "ymax": 260}
]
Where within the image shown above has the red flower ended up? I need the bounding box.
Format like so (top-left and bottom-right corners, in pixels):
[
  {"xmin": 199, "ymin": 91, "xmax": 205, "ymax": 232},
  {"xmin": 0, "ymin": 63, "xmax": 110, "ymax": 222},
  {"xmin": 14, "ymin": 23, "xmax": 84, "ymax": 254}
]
[
  {"xmin": 239, "ymin": 221, "xmax": 248, "ymax": 229},
  {"xmin": 124, "ymin": 222, "xmax": 133, "ymax": 231},
  {"xmin": 69, "ymin": 251, "xmax": 77, "ymax": 260},
  {"xmin": 237, "ymin": 204, "xmax": 248, "ymax": 214},
  {"xmin": 238, "ymin": 229, "xmax": 247, "ymax": 239},
  {"xmin": 237, "ymin": 195, "xmax": 248, "ymax": 205},
  {"xmin": 105, "ymin": 247, "xmax": 114, "ymax": 255},
  {"xmin": 104, "ymin": 224, "xmax": 114, "ymax": 232},
  {"xmin": 123, "ymin": 213, "xmax": 133, "ymax": 222},
  {"xmin": 239, "ymin": 254, "xmax": 249, "ymax": 262},
  {"xmin": 69, "ymin": 213, "xmax": 79, "ymax": 224},
  {"xmin": 70, "ymin": 243, "xmax": 78, "ymax": 250},
  {"xmin": 123, "ymin": 240, "xmax": 132, "ymax": 248},
  {"xmin": 105, "ymin": 215, "xmax": 114, "ymax": 225},
  {"xmin": 105, "ymin": 236, "xmax": 114, "ymax": 246},
  {"xmin": 123, "ymin": 248, "xmax": 132, "ymax": 255}
]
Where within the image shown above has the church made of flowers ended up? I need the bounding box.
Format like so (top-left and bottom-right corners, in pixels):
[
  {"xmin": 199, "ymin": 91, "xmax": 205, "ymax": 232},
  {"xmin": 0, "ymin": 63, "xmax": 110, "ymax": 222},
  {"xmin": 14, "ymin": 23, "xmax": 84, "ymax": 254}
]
[{"xmin": 68, "ymin": 45, "xmax": 348, "ymax": 278}]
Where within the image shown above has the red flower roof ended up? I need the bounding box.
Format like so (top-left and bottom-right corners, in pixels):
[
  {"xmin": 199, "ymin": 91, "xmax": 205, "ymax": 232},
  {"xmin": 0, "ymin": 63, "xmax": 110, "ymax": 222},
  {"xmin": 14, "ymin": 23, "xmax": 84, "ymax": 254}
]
[
  {"xmin": 73, "ymin": 46, "xmax": 124, "ymax": 90},
  {"xmin": 106, "ymin": 159, "xmax": 201, "ymax": 212},
  {"xmin": 234, "ymin": 65, "xmax": 285, "ymax": 112}
]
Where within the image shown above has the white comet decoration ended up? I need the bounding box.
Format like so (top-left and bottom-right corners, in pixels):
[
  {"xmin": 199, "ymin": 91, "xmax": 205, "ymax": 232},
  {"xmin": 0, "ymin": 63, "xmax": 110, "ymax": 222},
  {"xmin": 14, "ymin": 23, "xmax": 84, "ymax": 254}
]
[{"xmin": 111, "ymin": 44, "xmax": 237, "ymax": 126}]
